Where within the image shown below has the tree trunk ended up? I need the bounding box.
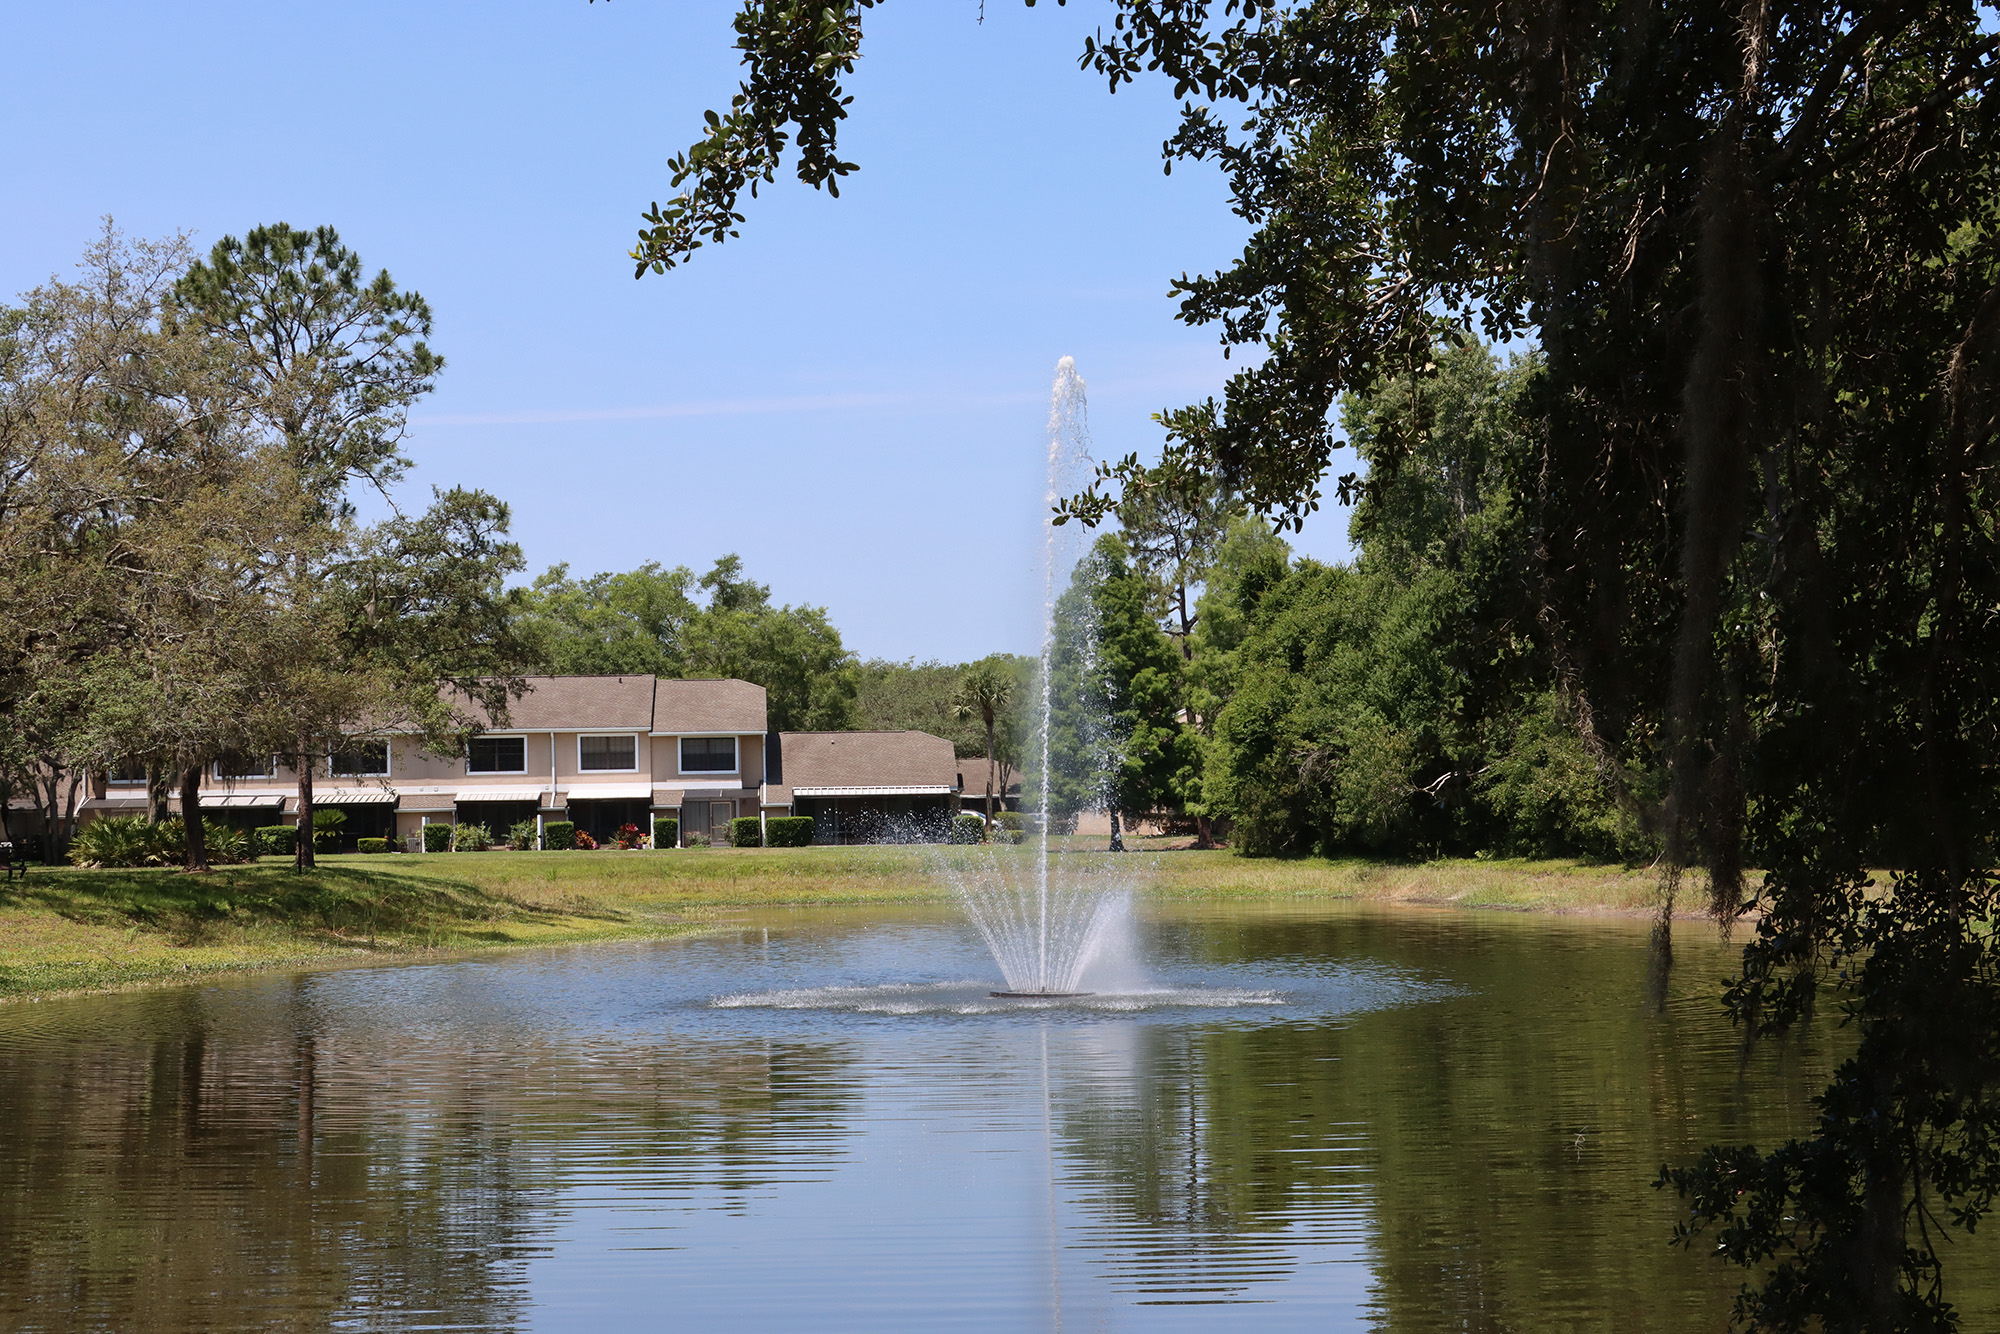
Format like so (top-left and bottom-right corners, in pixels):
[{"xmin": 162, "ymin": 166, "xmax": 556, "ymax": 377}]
[
  {"xmin": 180, "ymin": 765, "xmax": 209, "ymax": 872},
  {"xmin": 146, "ymin": 764, "xmax": 171, "ymax": 823},
  {"xmin": 295, "ymin": 737, "xmax": 316, "ymax": 871},
  {"xmin": 1193, "ymin": 813, "xmax": 1216, "ymax": 850},
  {"xmin": 983, "ymin": 720, "xmax": 997, "ymax": 825},
  {"xmin": 1108, "ymin": 809, "xmax": 1125, "ymax": 852}
]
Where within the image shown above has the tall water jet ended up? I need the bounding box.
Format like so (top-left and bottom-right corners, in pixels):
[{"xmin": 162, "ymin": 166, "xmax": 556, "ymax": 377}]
[{"xmin": 945, "ymin": 358, "xmax": 1136, "ymax": 997}]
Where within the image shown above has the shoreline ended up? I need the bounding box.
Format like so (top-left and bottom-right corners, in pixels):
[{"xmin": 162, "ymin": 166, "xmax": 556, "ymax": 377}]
[{"xmin": 0, "ymin": 845, "xmax": 1695, "ymax": 1004}]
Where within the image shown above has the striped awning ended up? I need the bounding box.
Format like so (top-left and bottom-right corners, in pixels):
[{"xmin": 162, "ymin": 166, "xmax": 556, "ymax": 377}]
[
  {"xmin": 317, "ymin": 789, "xmax": 397, "ymax": 805},
  {"xmin": 454, "ymin": 787, "xmax": 546, "ymax": 803},
  {"xmin": 561, "ymin": 784, "xmax": 654, "ymax": 801},
  {"xmin": 204, "ymin": 793, "xmax": 287, "ymax": 809},
  {"xmin": 79, "ymin": 796, "xmax": 150, "ymax": 812}
]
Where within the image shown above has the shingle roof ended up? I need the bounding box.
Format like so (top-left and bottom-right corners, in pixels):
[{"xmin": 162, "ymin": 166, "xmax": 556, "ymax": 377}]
[
  {"xmin": 955, "ymin": 758, "xmax": 1020, "ymax": 797},
  {"xmin": 453, "ymin": 675, "xmax": 768, "ymax": 733},
  {"xmin": 779, "ymin": 731, "xmax": 958, "ymax": 793},
  {"xmin": 654, "ymin": 678, "xmax": 768, "ymax": 734},
  {"xmin": 470, "ymin": 676, "xmax": 657, "ymax": 731}
]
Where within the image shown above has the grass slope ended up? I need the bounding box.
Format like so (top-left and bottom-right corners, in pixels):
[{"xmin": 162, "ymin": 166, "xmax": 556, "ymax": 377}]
[{"xmin": 0, "ymin": 844, "xmax": 1677, "ymax": 1002}]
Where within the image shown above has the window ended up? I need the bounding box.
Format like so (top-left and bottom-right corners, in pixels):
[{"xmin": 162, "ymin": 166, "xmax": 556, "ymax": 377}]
[
  {"xmin": 109, "ymin": 758, "xmax": 147, "ymax": 785},
  {"xmin": 215, "ymin": 752, "xmax": 274, "ymax": 779},
  {"xmin": 468, "ymin": 736, "xmax": 527, "ymax": 774},
  {"xmin": 578, "ymin": 735, "xmax": 637, "ymax": 772},
  {"xmin": 680, "ymin": 736, "xmax": 737, "ymax": 773},
  {"xmin": 330, "ymin": 740, "xmax": 390, "ymax": 777}
]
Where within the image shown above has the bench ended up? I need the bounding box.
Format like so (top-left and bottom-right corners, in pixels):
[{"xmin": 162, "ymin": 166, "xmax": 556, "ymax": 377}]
[{"xmin": 0, "ymin": 840, "xmax": 25, "ymax": 881}]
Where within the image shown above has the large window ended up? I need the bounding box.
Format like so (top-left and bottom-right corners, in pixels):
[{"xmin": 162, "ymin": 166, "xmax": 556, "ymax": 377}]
[
  {"xmin": 215, "ymin": 752, "xmax": 274, "ymax": 779},
  {"xmin": 680, "ymin": 736, "xmax": 737, "ymax": 773},
  {"xmin": 578, "ymin": 735, "xmax": 638, "ymax": 772},
  {"xmin": 468, "ymin": 736, "xmax": 527, "ymax": 774},
  {"xmin": 330, "ymin": 740, "xmax": 390, "ymax": 777}
]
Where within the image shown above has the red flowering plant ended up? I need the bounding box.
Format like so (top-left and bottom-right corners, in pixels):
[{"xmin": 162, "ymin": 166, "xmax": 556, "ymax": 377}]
[
  {"xmin": 573, "ymin": 829, "xmax": 598, "ymax": 850},
  {"xmin": 615, "ymin": 823, "xmax": 646, "ymax": 850}
]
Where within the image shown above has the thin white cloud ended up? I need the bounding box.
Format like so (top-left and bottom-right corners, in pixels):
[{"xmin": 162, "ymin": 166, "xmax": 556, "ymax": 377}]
[
  {"xmin": 412, "ymin": 365, "xmax": 1237, "ymax": 428},
  {"xmin": 416, "ymin": 388, "xmax": 1035, "ymax": 427}
]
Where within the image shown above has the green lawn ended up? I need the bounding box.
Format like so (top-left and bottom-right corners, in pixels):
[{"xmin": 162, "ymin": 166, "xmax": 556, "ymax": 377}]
[{"xmin": 0, "ymin": 844, "xmax": 1683, "ymax": 1002}]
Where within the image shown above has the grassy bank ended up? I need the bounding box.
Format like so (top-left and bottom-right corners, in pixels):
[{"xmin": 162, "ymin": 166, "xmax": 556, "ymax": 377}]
[{"xmin": 0, "ymin": 844, "xmax": 1678, "ymax": 1002}]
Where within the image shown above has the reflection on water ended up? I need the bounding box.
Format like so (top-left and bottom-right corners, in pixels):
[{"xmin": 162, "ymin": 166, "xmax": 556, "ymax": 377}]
[{"xmin": 0, "ymin": 903, "xmax": 1991, "ymax": 1331}]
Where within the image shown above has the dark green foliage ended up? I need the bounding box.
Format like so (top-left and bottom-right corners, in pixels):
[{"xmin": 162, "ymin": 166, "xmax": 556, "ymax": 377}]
[
  {"xmin": 450, "ymin": 823, "xmax": 492, "ymax": 852},
  {"xmin": 728, "ymin": 816, "xmax": 762, "ymax": 848},
  {"xmin": 764, "ymin": 816, "xmax": 813, "ymax": 848},
  {"xmin": 950, "ymin": 812, "xmax": 985, "ymax": 844},
  {"xmin": 517, "ymin": 554, "xmax": 857, "ymax": 730},
  {"xmin": 355, "ymin": 838, "xmax": 388, "ymax": 854},
  {"xmin": 507, "ymin": 820, "xmax": 538, "ymax": 850},
  {"xmin": 70, "ymin": 817, "xmax": 251, "ymax": 868},
  {"xmin": 311, "ymin": 807, "xmax": 346, "ymax": 852},
  {"xmin": 540, "ymin": 821, "xmax": 575, "ymax": 851},
  {"xmin": 655, "ymin": 818, "xmax": 677, "ymax": 848},
  {"xmin": 255, "ymin": 826, "xmax": 296, "ymax": 858},
  {"xmin": 421, "ymin": 823, "xmax": 452, "ymax": 854},
  {"xmin": 1045, "ymin": 535, "xmax": 1199, "ymax": 824}
]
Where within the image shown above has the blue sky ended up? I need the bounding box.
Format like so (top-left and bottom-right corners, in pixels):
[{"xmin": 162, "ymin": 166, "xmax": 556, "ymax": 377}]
[{"xmin": 2, "ymin": 1, "xmax": 1357, "ymax": 662}]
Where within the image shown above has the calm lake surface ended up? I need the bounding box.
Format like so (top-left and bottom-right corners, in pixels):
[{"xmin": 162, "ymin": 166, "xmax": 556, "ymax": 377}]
[{"xmin": 1, "ymin": 900, "xmax": 1993, "ymax": 1332}]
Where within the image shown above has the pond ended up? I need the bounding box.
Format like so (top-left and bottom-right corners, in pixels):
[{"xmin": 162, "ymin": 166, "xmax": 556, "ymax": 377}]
[{"xmin": 0, "ymin": 901, "xmax": 1991, "ymax": 1331}]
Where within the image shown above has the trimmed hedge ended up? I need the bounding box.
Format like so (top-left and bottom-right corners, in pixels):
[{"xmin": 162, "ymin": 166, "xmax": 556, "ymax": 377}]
[
  {"xmin": 995, "ymin": 811, "xmax": 1027, "ymax": 831},
  {"xmin": 541, "ymin": 820, "xmax": 576, "ymax": 851},
  {"xmin": 656, "ymin": 818, "xmax": 677, "ymax": 848},
  {"xmin": 256, "ymin": 825, "xmax": 296, "ymax": 857},
  {"xmin": 422, "ymin": 822, "xmax": 453, "ymax": 853},
  {"xmin": 729, "ymin": 816, "xmax": 762, "ymax": 848},
  {"xmin": 951, "ymin": 811, "xmax": 986, "ymax": 844},
  {"xmin": 356, "ymin": 837, "xmax": 389, "ymax": 854},
  {"xmin": 765, "ymin": 816, "xmax": 814, "ymax": 848}
]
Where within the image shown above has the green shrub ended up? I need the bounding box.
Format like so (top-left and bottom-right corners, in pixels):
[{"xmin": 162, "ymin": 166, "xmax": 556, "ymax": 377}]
[
  {"xmin": 255, "ymin": 825, "xmax": 296, "ymax": 857},
  {"xmin": 765, "ymin": 816, "xmax": 815, "ymax": 848},
  {"xmin": 950, "ymin": 811, "xmax": 986, "ymax": 844},
  {"xmin": 452, "ymin": 822, "xmax": 493, "ymax": 852},
  {"xmin": 542, "ymin": 820, "xmax": 576, "ymax": 851},
  {"xmin": 656, "ymin": 818, "xmax": 677, "ymax": 848},
  {"xmin": 729, "ymin": 816, "xmax": 762, "ymax": 848},
  {"xmin": 71, "ymin": 816, "xmax": 256, "ymax": 867},
  {"xmin": 356, "ymin": 837, "xmax": 389, "ymax": 854},
  {"xmin": 996, "ymin": 811, "xmax": 1027, "ymax": 831},
  {"xmin": 422, "ymin": 822, "xmax": 453, "ymax": 853},
  {"xmin": 311, "ymin": 807, "xmax": 347, "ymax": 851},
  {"xmin": 196, "ymin": 821, "xmax": 252, "ymax": 864},
  {"xmin": 69, "ymin": 816, "xmax": 153, "ymax": 868},
  {"xmin": 507, "ymin": 819, "xmax": 539, "ymax": 850},
  {"xmin": 685, "ymin": 830, "xmax": 709, "ymax": 848}
]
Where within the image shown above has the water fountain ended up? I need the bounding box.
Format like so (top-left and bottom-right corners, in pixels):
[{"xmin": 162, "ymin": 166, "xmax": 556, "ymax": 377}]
[{"xmin": 949, "ymin": 357, "xmax": 1137, "ymax": 999}]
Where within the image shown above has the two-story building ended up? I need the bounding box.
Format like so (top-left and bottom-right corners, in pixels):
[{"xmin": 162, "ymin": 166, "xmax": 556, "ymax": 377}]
[{"xmin": 71, "ymin": 675, "xmax": 974, "ymax": 849}]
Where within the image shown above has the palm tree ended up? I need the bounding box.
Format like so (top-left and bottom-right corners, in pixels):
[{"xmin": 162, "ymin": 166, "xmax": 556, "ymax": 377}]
[{"xmin": 950, "ymin": 662, "xmax": 1013, "ymax": 826}]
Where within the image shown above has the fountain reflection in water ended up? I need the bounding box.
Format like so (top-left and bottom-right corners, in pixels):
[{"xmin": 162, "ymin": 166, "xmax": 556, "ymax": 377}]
[{"xmin": 944, "ymin": 358, "xmax": 1136, "ymax": 996}]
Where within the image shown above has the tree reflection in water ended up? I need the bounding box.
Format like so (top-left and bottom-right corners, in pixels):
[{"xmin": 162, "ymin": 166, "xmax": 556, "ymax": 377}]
[{"xmin": 0, "ymin": 907, "xmax": 1993, "ymax": 1331}]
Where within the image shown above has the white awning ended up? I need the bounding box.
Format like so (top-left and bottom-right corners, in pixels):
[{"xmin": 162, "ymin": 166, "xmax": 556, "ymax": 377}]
[
  {"xmin": 205, "ymin": 793, "xmax": 287, "ymax": 809},
  {"xmin": 791, "ymin": 785, "xmax": 956, "ymax": 798},
  {"xmin": 454, "ymin": 787, "xmax": 546, "ymax": 803},
  {"xmin": 80, "ymin": 797, "xmax": 150, "ymax": 812},
  {"xmin": 561, "ymin": 783, "xmax": 654, "ymax": 801},
  {"xmin": 317, "ymin": 789, "xmax": 396, "ymax": 805}
]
